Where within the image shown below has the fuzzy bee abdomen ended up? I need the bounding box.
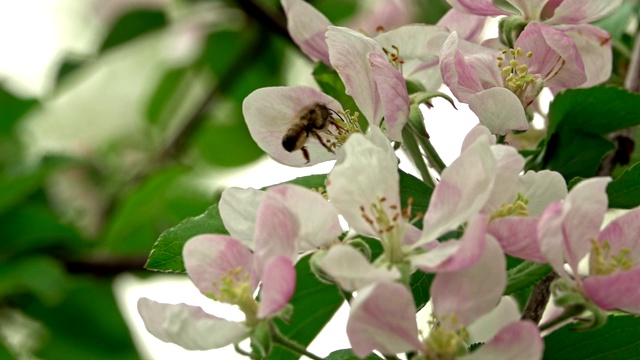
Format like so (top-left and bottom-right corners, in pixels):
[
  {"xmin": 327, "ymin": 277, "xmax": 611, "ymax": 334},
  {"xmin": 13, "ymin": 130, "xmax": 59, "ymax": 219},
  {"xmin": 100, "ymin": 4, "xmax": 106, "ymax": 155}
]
[{"xmin": 282, "ymin": 125, "xmax": 308, "ymax": 152}]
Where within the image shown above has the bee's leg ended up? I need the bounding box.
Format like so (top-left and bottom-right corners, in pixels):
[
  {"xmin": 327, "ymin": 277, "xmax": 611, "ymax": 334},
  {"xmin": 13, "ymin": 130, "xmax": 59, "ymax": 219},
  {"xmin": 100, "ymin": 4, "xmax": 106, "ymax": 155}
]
[
  {"xmin": 329, "ymin": 118, "xmax": 346, "ymax": 132},
  {"xmin": 313, "ymin": 132, "xmax": 335, "ymax": 154},
  {"xmin": 301, "ymin": 146, "xmax": 310, "ymax": 164}
]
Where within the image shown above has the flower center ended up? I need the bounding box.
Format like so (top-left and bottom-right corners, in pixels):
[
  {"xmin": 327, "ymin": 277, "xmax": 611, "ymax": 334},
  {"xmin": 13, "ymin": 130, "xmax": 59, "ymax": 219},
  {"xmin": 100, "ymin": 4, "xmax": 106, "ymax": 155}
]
[
  {"xmin": 497, "ymin": 48, "xmax": 544, "ymax": 107},
  {"xmin": 324, "ymin": 110, "xmax": 362, "ymax": 151},
  {"xmin": 422, "ymin": 314, "xmax": 469, "ymax": 359},
  {"xmin": 209, "ymin": 267, "xmax": 259, "ymax": 326},
  {"xmin": 589, "ymin": 239, "xmax": 634, "ymax": 276},
  {"xmin": 489, "ymin": 193, "xmax": 529, "ymax": 222},
  {"xmin": 383, "ymin": 45, "xmax": 404, "ymax": 73},
  {"xmin": 359, "ymin": 196, "xmax": 407, "ymax": 263}
]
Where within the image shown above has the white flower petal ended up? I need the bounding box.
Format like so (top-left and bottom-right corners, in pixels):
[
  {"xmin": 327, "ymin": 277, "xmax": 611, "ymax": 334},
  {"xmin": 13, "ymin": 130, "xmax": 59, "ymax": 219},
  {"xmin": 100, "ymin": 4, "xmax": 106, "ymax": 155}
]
[{"xmin": 137, "ymin": 298, "xmax": 249, "ymax": 350}]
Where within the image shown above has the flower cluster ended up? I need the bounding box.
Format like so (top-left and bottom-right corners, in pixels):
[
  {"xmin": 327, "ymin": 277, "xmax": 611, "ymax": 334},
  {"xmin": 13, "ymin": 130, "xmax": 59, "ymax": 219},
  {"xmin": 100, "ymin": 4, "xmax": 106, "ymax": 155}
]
[{"xmin": 138, "ymin": 1, "xmax": 640, "ymax": 359}]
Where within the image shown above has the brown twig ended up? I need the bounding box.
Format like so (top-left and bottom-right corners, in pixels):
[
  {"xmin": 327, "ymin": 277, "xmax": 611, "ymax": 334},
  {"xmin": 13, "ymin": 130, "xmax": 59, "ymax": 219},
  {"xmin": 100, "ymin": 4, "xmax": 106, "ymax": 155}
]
[{"xmin": 521, "ymin": 272, "xmax": 558, "ymax": 324}]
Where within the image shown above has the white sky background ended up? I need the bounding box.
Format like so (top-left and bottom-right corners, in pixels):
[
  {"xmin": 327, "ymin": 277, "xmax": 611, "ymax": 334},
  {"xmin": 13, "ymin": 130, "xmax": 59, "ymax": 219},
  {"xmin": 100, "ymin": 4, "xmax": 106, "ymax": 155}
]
[{"xmin": 0, "ymin": 1, "xmax": 491, "ymax": 359}]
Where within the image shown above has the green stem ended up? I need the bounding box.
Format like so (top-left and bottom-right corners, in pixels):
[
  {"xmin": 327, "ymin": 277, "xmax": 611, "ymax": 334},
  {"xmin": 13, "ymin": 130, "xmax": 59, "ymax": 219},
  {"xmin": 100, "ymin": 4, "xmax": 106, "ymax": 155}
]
[
  {"xmin": 402, "ymin": 126, "xmax": 435, "ymax": 188},
  {"xmin": 234, "ymin": 343, "xmax": 259, "ymax": 359},
  {"xmin": 538, "ymin": 305, "xmax": 585, "ymax": 332},
  {"xmin": 415, "ymin": 133, "xmax": 446, "ymax": 174},
  {"xmin": 270, "ymin": 323, "xmax": 323, "ymax": 360}
]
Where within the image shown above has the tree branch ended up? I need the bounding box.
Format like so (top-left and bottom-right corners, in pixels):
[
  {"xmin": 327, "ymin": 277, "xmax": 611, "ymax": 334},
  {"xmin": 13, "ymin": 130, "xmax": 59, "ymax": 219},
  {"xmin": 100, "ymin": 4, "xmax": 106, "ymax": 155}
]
[{"xmin": 521, "ymin": 272, "xmax": 558, "ymax": 324}]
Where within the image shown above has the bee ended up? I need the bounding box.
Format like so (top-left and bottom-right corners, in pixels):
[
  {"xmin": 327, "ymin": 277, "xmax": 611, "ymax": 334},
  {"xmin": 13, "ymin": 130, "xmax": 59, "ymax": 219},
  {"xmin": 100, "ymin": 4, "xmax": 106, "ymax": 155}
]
[{"xmin": 282, "ymin": 102, "xmax": 340, "ymax": 163}]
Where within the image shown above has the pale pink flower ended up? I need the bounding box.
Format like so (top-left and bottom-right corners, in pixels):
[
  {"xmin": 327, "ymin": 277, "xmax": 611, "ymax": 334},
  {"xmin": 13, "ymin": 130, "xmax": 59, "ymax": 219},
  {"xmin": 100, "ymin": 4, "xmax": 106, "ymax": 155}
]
[
  {"xmin": 138, "ymin": 236, "xmax": 296, "ymax": 350},
  {"xmin": 440, "ymin": 22, "xmax": 586, "ymax": 134},
  {"xmin": 137, "ymin": 185, "xmax": 317, "ymax": 350},
  {"xmin": 346, "ymin": 237, "xmax": 543, "ymax": 359},
  {"xmin": 538, "ymin": 177, "xmax": 640, "ymax": 314},
  {"xmin": 445, "ymin": 0, "xmax": 617, "ymax": 87}
]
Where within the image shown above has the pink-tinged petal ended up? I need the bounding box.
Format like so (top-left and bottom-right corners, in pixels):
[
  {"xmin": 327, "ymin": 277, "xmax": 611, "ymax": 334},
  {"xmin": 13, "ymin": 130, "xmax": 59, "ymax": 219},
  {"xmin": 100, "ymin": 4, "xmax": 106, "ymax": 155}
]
[
  {"xmin": 183, "ymin": 235, "xmax": 255, "ymax": 297},
  {"xmin": 439, "ymin": 32, "xmax": 485, "ymax": 102},
  {"xmin": 516, "ymin": 170, "xmax": 567, "ymax": 216},
  {"xmin": 412, "ymin": 214, "xmax": 488, "ymax": 273},
  {"xmin": 506, "ymin": 0, "xmax": 550, "ymax": 20},
  {"xmin": 375, "ymin": 24, "xmax": 450, "ymax": 61},
  {"xmin": 219, "ymin": 187, "xmax": 264, "ymax": 248},
  {"xmin": 281, "ymin": 0, "xmax": 331, "ymax": 65},
  {"xmin": 349, "ymin": 0, "xmax": 412, "ymax": 36},
  {"xmin": 489, "ymin": 217, "xmax": 547, "ymax": 262},
  {"xmin": 467, "ymin": 88, "xmax": 529, "ymax": 135},
  {"xmin": 347, "ymin": 282, "xmax": 424, "ymax": 357},
  {"xmin": 266, "ymin": 184, "xmax": 342, "ymax": 251},
  {"xmin": 374, "ymin": 24, "xmax": 450, "ymax": 89},
  {"xmin": 402, "ymin": 223, "xmax": 422, "ymax": 246},
  {"xmin": 583, "ymin": 267, "xmax": 640, "ymax": 314},
  {"xmin": 243, "ymin": 86, "xmax": 343, "ymax": 167},
  {"xmin": 538, "ymin": 201, "xmax": 572, "ymax": 279},
  {"xmin": 258, "ymin": 256, "xmax": 296, "ymax": 318},
  {"xmin": 461, "ymin": 321, "xmax": 543, "ymax": 360},
  {"xmin": 418, "ymin": 136, "xmax": 495, "ymax": 247},
  {"xmin": 445, "ymin": 0, "xmax": 511, "ymax": 16},
  {"xmin": 461, "ymin": 125, "xmax": 495, "ymax": 152},
  {"xmin": 467, "ymin": 297, "xmax": 521, "ymax": 344},
  {"xmin": 431, "ymin": 236, "xmax": 506, "ymax": 327},
  {"xmin": 515, "ymin": 23, "xmax": 586, "ymax": 89},
  {"xmin": 562, "ymin": 177, "xmax": 610, "ymax": 274},
  {"xmin": 545, "ymin": 0, "xmax": 624, "ymax": 25},
  {"xmin": 555, "ymin": 24, "xmax": 612, "ymax": 88},
  {"xmin": 317, "ymin": 244, "xmax": 401, "ymax": 292},
  {"xmin": 599, "ymin": 208, "xmax": 640, "ymax": 260},
  {"xmin": 327, "ymin": 130, "xmax": 399, "ymax": 238},
  {"xmin": 368, "ymin": 51, "xmax": 409, "ymax": 141},
  {"xmin": 437, "ymin": 9, "xmax": 486, "ymax": 43},
  {"xmin": 137, "ymin": 298, "xmax": 249, "ymax": 350},
  {"xmin": 327, "ymin": 26, "xmax": 384, "ymax": 125},
  {"xmin": 483, "ymin": 145, "xmax": 525, "ymax": 213},
  {"xmin": 253, "ymin": 192, "xmax": 300, "ymax": 275}
]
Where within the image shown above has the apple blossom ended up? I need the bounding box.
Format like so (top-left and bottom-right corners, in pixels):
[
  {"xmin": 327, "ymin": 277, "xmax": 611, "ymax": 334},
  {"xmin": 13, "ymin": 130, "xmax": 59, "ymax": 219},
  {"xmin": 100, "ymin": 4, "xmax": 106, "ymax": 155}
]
[
  {"xmin": 346, "ymin": 237, "xmax": 543, "ymax": 359},
  {"xmin": 219, "ymin": 183, "xmax": 342, "ymax": 252},
  {"xmin": 138, "ymin": 235, "xmax": 296, "ymax": 350},
  {"xmin": 445, "ymin": 0, "xmax": 617, "ymax": 87},
  {"xmin": 243, "ymin": 85, "xmax": 359, "ymax": 166},
  {"xmin": 439, "ymin": 22, "xmax": 586, "ymax": 134},
  {"xmin": 538, "ymin": 177, "xmax": 640, "ymax": 316}
]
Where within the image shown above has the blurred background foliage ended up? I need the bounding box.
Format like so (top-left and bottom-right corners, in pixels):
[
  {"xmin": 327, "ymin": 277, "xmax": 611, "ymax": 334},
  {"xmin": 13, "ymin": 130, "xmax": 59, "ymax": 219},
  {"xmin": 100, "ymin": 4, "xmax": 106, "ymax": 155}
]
[{"xmin": 0, "ymin": 0, "xmax": 454, "ymax": 358}]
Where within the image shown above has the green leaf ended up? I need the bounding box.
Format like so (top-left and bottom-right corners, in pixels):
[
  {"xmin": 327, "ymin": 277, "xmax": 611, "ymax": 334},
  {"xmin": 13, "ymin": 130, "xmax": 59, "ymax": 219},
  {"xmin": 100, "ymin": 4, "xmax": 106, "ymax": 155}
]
[
  {"xmin": 145, "ymin": 202, "xmax": 226, "ymax": 273},
  {"xmin": 313, "ymin": 63, "xmax": 361, "ymax": 118},
  {"xmin": 547, "ymin": 86, "xmax": 640, "ymax": 137},
  {"xmin": 102, "ymin": 168, "xmax": 212, "ymax": 256},
  {"xmin": 145, "ymin": 66, "xmax": 193, "ymax": 125},
  {"xmin": 0, "ymin": 202, "xmax": 83, "ymax": 259},
  {"xmin": 100, "ymin": 9, "xmax": 167, "ymax": 51},
  {"xmin": 504, "ymin": 261, "xmax": 551, "ymax": 295},
  {"xmin": 594, "ymin": 2, "xmax": 635, "ymax": 39},
  {"xmin": 23, "ymin": 278, "xmax": 139, "ymax": 360},
  {"xmin": 0, "ymin": 87, "xmax": 38, "ymax": 134},
  {"xmin": 0, "ymin": 256, "xmax": 69, "ymax": 305},
  {"xmin": 144, "ymin": 173, "xmax": 327, "ymax": 273},
  {"xmin": 410, "ymin": 269, "xmax": 434, "ymax": 311},
  {"xmin": 543, "ymin": 130, "xmax": 615, "ymax": 180},
  {"xmin": 543, "ymin": 315, "xmax": 640, "ymax": 359},
  {"xmin": 607, "ymin": 162, "xmax": 640, "ymax": 208},
  {"xmin": 268, "ymin": 255, "xmax": 343, "ymax": 360},
  {"xmin": 541, "ymin": 86, "xmax": 640, "ymax": 179},
  {"xmin": 399, "ymin": 170, "xmax": 434, "ymax": 229},
  {"xmin": 194, "ymin": 102, "xmax": 264, "ymax": 167},
  {"xmin": 324, "ymin": 349, "xmax": 382, "ymax": 360},
  {"xmin": 285, "ymin": 174, "xmax": 327, "ymax": 189}
]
